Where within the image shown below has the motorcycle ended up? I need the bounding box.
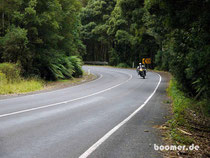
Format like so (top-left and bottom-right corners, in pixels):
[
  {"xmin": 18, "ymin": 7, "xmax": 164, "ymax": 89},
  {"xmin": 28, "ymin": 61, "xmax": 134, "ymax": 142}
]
[{"xmin": 138, "ymin": 68, "xmax": 146, "ymax": 79}]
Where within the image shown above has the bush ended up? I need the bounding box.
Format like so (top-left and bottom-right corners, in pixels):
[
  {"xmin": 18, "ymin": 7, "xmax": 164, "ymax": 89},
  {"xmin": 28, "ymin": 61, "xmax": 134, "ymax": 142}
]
[
  {"xmin": 109, "ymin": 48, "xmax": 120, "ymax": 66},
  {"xmin": 34, "ymin": 51, "xmax": 84, "ymax": 80},
  {"xmin": 69, "ymin": 56, "xmax": 83, "ymax": 77},
  {"xmin": 0, "ymin": 26, "xmax": 31, "ymax": 72},
  {"xmin": 117, "ymin": 63, "xmax": 130, "ymax": 68},
  {"xmin": 155, "ymin": 50, "xmax": 170, "ymax": 71},
  {"xmin": 35, "ymin": 50, "xmax": 75, "ymax": 81},
  {"xmin": 0, "ymin": 63, "xmax": 21, "ymax": 83},
  {"xmin": 0, "ymin": 71, "xmax": 7, "ymax": 85},
  {"xmin": 49, "ymin": 56, "xmax": 74, "ymax": 80},
  {"xmin": 0, "ymin": 64, "xmax": 44, "ymax": 95}
]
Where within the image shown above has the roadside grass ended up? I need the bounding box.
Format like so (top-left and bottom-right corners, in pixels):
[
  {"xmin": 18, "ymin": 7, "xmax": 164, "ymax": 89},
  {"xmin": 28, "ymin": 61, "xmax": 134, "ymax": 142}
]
[
  {"xmin": 0, "ymin": 79, "xmax": 44, "ymax": 95},
  {"xmin": 167, "ymin": 79, "xmax": 194, "ymax": 145},
  {"xmin": 0, "ymin": 72, "xmax": 96, "ymax": 95},
  {"xmin": 167, "ymin": 78, "xmax": 210, "ymax": 146},
  {"xmin": 169, "ymin": 126, "xmax": 194, "ymax": 145}
]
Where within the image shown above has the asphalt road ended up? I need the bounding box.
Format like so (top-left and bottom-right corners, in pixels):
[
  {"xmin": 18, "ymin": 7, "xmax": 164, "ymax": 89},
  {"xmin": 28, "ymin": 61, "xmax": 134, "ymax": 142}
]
[{"xmin": 0, "ymin": 66, "xmax": 169, "ymax": 158}]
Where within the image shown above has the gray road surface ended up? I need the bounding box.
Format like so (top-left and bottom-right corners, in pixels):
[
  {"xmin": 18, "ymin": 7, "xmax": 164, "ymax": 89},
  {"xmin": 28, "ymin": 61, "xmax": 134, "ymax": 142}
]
[{"xmin": 0, "ymin": 66, "xmax": 169, "ymax": 158}]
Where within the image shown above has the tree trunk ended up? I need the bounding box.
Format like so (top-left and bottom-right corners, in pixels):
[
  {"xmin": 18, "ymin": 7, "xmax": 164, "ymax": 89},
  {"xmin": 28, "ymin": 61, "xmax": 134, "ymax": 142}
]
[{"xmin": 2, "ymin": 12, "xmax": 5, "ymax": 34}]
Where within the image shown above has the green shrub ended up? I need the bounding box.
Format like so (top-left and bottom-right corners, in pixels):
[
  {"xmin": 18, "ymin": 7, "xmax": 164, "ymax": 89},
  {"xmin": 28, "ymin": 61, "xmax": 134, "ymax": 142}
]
[
  {"xmin": 155, "ymin": 50, "xmax": 170, "ymax": 71},
  {"xmin": 109, "ymin": 48, "xmax": 120, "ymax": 66},
  {"xmin": 0, "ymin": 71, "xmax": 7, "ymax": 85},
  {"xmin": 36, "ymin": 53, "xmax": 83, "ymax": 80},
  {"xmin": 0, "ymin": 63, "xmax": 21, "ymax": 83},
  {"xmin": 0, "ymin": 26, "xmax": 30, "ymax": 67},
  {"xmin": 49, "ymin": 57, "xmax": 74, "ymax": 80},
  {"xmin": 38, "ymin": 51, "xmax": 75, "ymax": 81},
  {"xmin": 69, "ymin": 56, "xmax": 83, "ymax": 77},
  {"xmin": 116, "ymin": 63, "xmax": 130, "ymax": 68}
]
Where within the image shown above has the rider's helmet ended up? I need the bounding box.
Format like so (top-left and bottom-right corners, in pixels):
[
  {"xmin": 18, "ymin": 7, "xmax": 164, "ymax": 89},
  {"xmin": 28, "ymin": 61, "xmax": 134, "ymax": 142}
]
[{"xmin": 139, "ymin": 63, "xmax": 142, "ymax": 67}]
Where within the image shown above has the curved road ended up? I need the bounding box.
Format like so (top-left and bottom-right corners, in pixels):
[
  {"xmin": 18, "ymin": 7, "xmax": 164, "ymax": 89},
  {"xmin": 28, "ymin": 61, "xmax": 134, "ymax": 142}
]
[{"xmin": 0, "ymin": 66, "xmax": 169, "ymax": 158}]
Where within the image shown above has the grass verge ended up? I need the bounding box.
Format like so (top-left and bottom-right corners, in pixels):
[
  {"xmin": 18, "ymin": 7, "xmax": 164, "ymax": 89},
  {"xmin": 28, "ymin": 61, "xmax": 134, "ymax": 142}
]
[
  {"xmin": 0, "ymin": 73, "xmax": 96, "ymax": 95},
  {"xmin": 166, "ymin": 78, "xmax": 210, "ymax": 157},
  {"xmin": 0, "ymin": 79, "xmax": 44, "ymax": 95}
]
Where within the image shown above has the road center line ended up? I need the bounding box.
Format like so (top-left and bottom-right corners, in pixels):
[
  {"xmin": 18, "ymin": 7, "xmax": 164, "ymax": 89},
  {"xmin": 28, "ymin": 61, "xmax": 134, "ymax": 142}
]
[
  {"xmin": 79, "ymin": 73, "xmax": 162, "ymax": 158},
  {"xmin": 0, "ymin": 71, "xmax": 132, "ymax": 118}
]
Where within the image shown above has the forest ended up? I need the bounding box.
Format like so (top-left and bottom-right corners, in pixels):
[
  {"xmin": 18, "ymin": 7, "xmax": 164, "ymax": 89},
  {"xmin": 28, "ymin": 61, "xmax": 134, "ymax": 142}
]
[
  {"xmin": 0, "ymin": 0, "xmax": 209, "ymax": 100},
  {"xmin": 0, "ymin": 0, "xmax": 84, "ymax": 81}
]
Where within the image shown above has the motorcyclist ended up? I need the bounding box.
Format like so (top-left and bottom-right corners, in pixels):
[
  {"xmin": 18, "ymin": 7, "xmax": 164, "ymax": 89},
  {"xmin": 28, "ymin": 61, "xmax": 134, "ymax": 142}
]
[{"xmin": 137, "ymin": 63, "xmax": 146, "ymax": 76}]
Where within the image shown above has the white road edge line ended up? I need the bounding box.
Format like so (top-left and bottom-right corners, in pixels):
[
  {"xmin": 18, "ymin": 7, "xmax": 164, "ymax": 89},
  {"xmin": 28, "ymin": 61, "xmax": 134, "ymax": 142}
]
[
  {"xmin": 79, "ymin": 73, "xmax": 162, "ymax": 158},
  {"xmin": 0, "ymin": 71, "xmax": 132, "ymax": 118}
]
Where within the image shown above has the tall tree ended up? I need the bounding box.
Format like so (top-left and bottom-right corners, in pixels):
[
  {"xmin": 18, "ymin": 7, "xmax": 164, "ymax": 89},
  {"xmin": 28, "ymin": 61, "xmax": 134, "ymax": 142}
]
[
  {"xmin": 80, "ymin": 0, "xmax": 116, "ymax": 62},
  {"xmin": 144, "ymin": 0, "xmax": 210, "ymax": 98},
  {"xmin": 106, "ymin": 0, "xmax": 158, "ymax": 66},
  {"xmin": 0, "ymin": 0, "xmax": 84, "ymax": 80}
]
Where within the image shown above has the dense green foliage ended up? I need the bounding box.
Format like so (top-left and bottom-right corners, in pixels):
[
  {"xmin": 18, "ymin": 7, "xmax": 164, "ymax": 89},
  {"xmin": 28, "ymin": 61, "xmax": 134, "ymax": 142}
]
[
  {"xmin": 80, "ymin": 0, "xmax": 116, "ymax": 62},
  {"xmin": 69, "ymin": 56, "xmax": 83, "ymax": 77},
  {"xmin": 81, "ymin": 0, "xmax": 210, "ymax": 99},
  {"xmin": 80, "ymin": 0, "xmax": 158, "ymax": 67},
  {"xmin": 0, "ymin": 0, "xmax": 84, "ymax": 80},
  {"xmin": 0, "ymin": 0, "xmax": 209, "ymax": 99},
  {"xmin": 144, "ymin": 0, "xmax": 210, "ymax": 99}
]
